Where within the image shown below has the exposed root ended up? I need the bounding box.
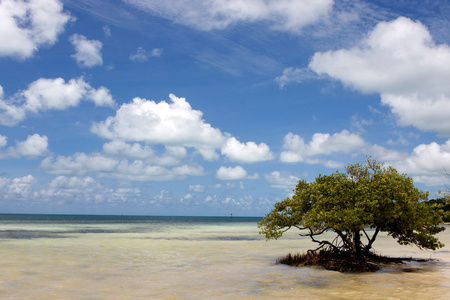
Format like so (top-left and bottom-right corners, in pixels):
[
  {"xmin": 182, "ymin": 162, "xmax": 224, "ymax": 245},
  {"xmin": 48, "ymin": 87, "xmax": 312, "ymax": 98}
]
[{"xmin": 276, "ymin": 250, "xmax": 407, "ymax": 273}]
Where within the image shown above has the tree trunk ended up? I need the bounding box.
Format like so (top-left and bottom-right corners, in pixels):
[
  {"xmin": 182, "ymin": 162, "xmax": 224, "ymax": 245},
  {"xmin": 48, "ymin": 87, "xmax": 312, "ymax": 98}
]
[
  {"xmin": 363, "ymin": 226, "xmax": 380, "ymax": 254},
  {"xmin": 353, "ymin": 230, "xmax": 362, "ymax": 257}
]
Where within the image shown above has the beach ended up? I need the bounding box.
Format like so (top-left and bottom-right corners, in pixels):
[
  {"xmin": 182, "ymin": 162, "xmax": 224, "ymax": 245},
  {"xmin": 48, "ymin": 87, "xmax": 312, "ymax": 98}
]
[{"xmin": 0, "ymin": 215, "xmax": 449, "ymax": 299}]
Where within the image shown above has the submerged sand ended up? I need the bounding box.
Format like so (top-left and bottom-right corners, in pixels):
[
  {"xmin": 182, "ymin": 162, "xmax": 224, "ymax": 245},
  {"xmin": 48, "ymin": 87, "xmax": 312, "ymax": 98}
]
[{"xmin": 0, "ymin": 218, "xmax": 449, "ymax": 299}]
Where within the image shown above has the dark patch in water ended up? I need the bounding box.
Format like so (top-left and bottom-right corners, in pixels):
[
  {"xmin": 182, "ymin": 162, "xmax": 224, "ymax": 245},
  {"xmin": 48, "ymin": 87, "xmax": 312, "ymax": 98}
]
[
  {"xmin": 0, "ymin": 228, "xmax": 121, "ymax": 239},
  {"xmin": 207, "ymin": 236, "xmax": 259, "ymax": 241},
  {"xmin": 144, "ymin": 236, "xmax": 259, "ymax": 241},
  {"xmin": 401, "ymin": 266, "xmax": 422, "ymax": 273},
  {"xmin": 0, "ymin": 230, "xmax": 70, "ymax": 239}
]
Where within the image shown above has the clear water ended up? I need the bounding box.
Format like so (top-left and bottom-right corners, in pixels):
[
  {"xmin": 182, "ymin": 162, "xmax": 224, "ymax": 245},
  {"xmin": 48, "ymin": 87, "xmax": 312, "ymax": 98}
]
[{"xmin": 0, "ymin": 214, "xmax": 449, "ymax": 299}]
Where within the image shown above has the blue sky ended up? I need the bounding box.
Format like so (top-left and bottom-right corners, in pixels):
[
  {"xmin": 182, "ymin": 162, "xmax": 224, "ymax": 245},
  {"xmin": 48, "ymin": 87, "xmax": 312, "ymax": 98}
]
[{"xmin": 1, "ymin": 0, "xmax": 450, "ymax": 216}]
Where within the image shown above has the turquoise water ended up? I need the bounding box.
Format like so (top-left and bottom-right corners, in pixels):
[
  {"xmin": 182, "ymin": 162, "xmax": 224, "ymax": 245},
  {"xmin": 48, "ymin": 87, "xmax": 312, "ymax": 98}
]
[
  {"xmin": 0, "ymin": 214, "xmax": 262, "ymax": 240},
  {"xmin": 0, "ymin": 214, "xmax": 449, "ymax": 299}
]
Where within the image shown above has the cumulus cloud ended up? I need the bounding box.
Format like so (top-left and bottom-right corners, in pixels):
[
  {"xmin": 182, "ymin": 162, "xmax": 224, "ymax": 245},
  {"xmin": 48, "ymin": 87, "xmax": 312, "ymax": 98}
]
[
  {"xmin": 393, "ymin": 139, "xmax": 450, "ymax": 179},
  {"xmin": 103, "ymin": 140, "xmax": 186, "ymax": 166},
  {"xmin": 221, "ymin": 137, "xmax": 274, "ymax": 163},
  {"xmin": 0, "ymin": 174, "xmax": 145, "ymax": 206},
  {"xmin": 40, "ymin": 152, "xmax": 204, "ymax": 181},
  {"xmin": 278, "ymin": 129, "xmax": 410, "ymax": 169},
  {"xmin": 307, "ymin": 17, "xmax": 450, "ymax": 136},
  {"xmin": 280, "ymin": 130, "xmax": 366, "ymax": 163},
  {"xmin": 202, "ymin": 194, "xmax": 274, "ymax": 212},
  {"xmin": 111, "ymin": 160, "xmax": 203, "ymax": 181},
  {"xmin": 338, "ymin": 139, "xmax": 449, "ymax": 187},
  {"xmin": 92, "ymin": 94, "xmax": 226, "ymax": 152},
  {"xmin": 15, "ymin": 134, "xmax": 49, "ymax": 157},
  {"xmin": 195, "ymin": 147, "xmax": 220, "ymax": 161},
  {"xmin": 123, "ymin": 0, "xmax": 332, "ymax": 33},
  {"xmin": 215, "ymin": 166, "xmax": 258, "ymax": 180},
  {"xmin": 0, "ymin": 134, "xmax": 49, "ymax": 159},
  {"xmin": 0, "ymin": 135, "xmax": 6, "ymax": 148},
  {"xmin": 0, "ymin": 0, "xmax": 71, "ymax": 59},
  {"xmin": 380, "ymin": 94, "xmax": 450, "ymax": 136},
  {"xmin": 264, "ymin": 171, "xmax": 300, "ymax": 189},
  {"xmin": 189, "ymin": 184, "xmax": 204, "ymax": 193},
  {"xmin": 277, "ymin": 128, "xmax": 450, "ymax": 187},
  {"xmin": 36, "ymin": 176, "xmax": 140, "ymax": 205},
  {"xmin": 40, "ymin": 176, "xmax": 107, "ymax": 201},
  {"xmin": 0, "ymin": 175, "xmax": 37, "ymax": 201},
  {"xmin": 129, "ymin": 47, "xmax": 162, "ymax": 62},
  {"xmin": 0, "ymin": 77, "xmax": 114, "ymax": 126},
  {"xmin": 40, "ymin": 153, "xmax": 118, "ymax": 175},
  {"xmin": 69, "ymin": 34, "xmax": 103, "ymax": 67},
  {"xmin": 87, "ymin": 86, "xmax": 115, "ymax": 107},
  {"xmin": 92, "ymin": 94, "xmax": 275, "ymax": 163}
]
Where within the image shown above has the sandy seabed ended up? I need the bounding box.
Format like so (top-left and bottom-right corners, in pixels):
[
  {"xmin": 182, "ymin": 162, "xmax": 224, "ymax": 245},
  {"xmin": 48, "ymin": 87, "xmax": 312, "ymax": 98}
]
[{"xmin": 0, "ymin": 217, "xmax": 449, "ymax": 299}]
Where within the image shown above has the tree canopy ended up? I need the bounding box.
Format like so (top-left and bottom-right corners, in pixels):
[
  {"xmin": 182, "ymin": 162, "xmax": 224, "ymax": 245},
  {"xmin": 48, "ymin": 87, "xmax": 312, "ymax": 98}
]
[{"xmin": 258, "ymin": 159, "xmax": 445, "ymax": 259}]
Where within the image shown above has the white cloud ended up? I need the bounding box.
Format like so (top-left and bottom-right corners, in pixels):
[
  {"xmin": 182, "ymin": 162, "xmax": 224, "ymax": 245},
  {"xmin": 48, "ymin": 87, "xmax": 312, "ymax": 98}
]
[
  {"xmin": 280, "ymin": 130, "xmax": 366, "ymax": 163},
  {"xmin": 92, "ymin": 94, "xmax": 276, "ymax": 163},
  {"xmin": 0, "ymin": 97, "xmax": 26, "ymax": 127},
  {"xmin": 195, "ymin": 147, "xmax": 220, "ymax": 161},
  {"xmin": 278, "ymin": 129, "xmax": 411, "ymax": 169},
  {"xmin": 103, "ymin": 25, "xmax": 111, "ymax": 37},
  {"xmin": 409, "ymin": 175, "xmax": 448, "ymax": 188},
  {"xmin": 0, "ymin": 134, "xmax": 48, "ymax": 159},
  {"xmin": 151, "ymin": 48, "xmax": 163, "ymax": 57},
  {"xmin": 40, "ymin": 151, "xmax": 204, "ymax": 181},
  {"xmin": 0, "ymin": 175, "xmax": 37, "ymax": 200},
  {"xmin": 40, "ymin": 153, "xmax": 119, "ymax": 175},
  {"xmin": 172, "ymin": 164, "xmax": 204, "ymax": 177},
  {"xmin": 0, "ymin": 77, "xmax": 114, "ymax": 126},
  {"xmin": 366, "ymin": 144, "xmax": 406, "ymax": 162},
  {"xmin": 189, "ymin": 184, "xmax": 204, "ymax": 193},
  {"xmin": 129, "ymin": 47, "xmax": 162, "ymax": 62},
  {"xmin": 0, "ymin": 135, "xmax": 6, "ymax": 148},
  {"xmin": 112, "ymin": 160, "xmax": 203, "ymax": 181},
  {"xmin": 307, "ymin": 17, "xmax": 450, "ymax": 136},
  {"xmin": 264, "ymin": 171, "xmax": 299, "ymax": 189},
  {"xmin": 0, "ymin": 0, "xmax": 71, "ymax": 59},
  {"xmin": 36, "ymin": 176, "xmax": 140, "ymax": 204},
  {"xmin": 0, "ymin": 174, "xmax": 142, "ymax": 205},
  {"xmin": 309, "ymin": 17, "xmax": 450, "ymax": 95},
  {"xmin": 393, "ymin": 140, "xmax": 450, "ymax": 179},
  {"xmin": 215, "ymin": 166, "xmax": 258, "ymax": 180},
  {"xmin": 221, "ymin": 137, "xmax": 274, "ymax": 163},
  {"xmin": 275, "ymin": 67, "xmax": 321, "ymax": 88},
  {"xmin": 277, "ymin": 128, "xmax": 450, "ymax": 187},
  {"xmin": 69, "ymin": 34, "xmax": 103, "ymax": 68},
  {"xmin": 92, "ymin": 94, "xmax": 226, "ymax": 151},
  {"xmin": 102, "ymin": 140, "xmax": 186, "ymax": 166},
  {"xmin": 23, "ymin": 77, "xmax": 88, "ymax": 112},
  {"xmin": 202, "ymin": 194, "xmax": 273, "ymax": 212},
  {"xmin": 123, "ymin": 0, "xmax": 333, "ymax": 33},
  {"xmin": 239, "ymin": 181, "xmax": 245, "ymax": 190},
  {"xmin": 381, "ymin": 94, "xmax": 450, "ymax": 136},
  {"xmin": 15, "ymin": 134, "xmax": 49, "ymax": 157},
  {"xmin": 180, "ymin": 193, "xmax": 193, "ymax": 204},
  {"xmin": 87, "ymin": 86, "xmax": 115, "ymax": 107},
  {"xmin": 111, "ymin": 160, "xmax": 179, "ymax": 181}
]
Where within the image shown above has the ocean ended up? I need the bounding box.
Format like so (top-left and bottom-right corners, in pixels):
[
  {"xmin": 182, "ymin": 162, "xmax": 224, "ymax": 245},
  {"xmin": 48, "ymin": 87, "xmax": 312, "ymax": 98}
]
[{"xmin": 0, "ymin": 214, "xmax": 449, "ymax": 299}]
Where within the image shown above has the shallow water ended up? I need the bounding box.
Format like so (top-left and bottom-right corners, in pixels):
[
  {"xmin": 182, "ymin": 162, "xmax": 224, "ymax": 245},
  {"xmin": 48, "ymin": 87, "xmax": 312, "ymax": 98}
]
[{"xmin": 0, "ymin": 215, "xmax": 449, "ymax": 299}]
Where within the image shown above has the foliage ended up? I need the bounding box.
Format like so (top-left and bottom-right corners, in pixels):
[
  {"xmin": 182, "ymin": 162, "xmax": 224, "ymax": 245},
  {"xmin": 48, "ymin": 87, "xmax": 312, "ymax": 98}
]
[
  {"xmin": 258, "ymin": 159, "xmax": 445, "ymax": 259},
  {"xmin": 426, "ymin": 198, "xmax": 450, "ymax": 222}
]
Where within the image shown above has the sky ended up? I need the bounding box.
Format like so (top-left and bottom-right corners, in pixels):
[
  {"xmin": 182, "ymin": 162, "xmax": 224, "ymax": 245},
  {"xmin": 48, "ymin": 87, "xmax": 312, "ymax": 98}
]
[{"xmin": 1, "ymin": 0, "xmax": 450, "ymax": 216}]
